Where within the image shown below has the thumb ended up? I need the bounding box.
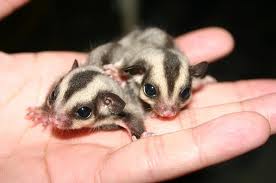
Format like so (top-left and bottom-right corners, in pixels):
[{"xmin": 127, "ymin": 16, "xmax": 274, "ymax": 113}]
[{"xmin": 95, "ymin": 112, "xmax": 269, "ymax": 182}]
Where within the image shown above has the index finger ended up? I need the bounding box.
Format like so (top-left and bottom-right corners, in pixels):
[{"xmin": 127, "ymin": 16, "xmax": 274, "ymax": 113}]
[
  {"xmin": 175, "ymin": 27, "xmax": 234, "ymax": 64},
  {"xmin": 0, "ymin": 0, "xmax": 29, "ymax": 20}
]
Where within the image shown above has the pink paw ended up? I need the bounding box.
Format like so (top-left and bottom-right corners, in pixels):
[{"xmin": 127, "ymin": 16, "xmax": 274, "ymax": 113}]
[
  {"xmin": 103, "ymin": 64, "xmax": 120, "ymax": 78},
  {"xmin": 25, "ymin": 107, "xmax": 50, "ymax": 127},
  {"xmin": 103, "ymin": 64, "xmax": 128, "ymax": 86}
]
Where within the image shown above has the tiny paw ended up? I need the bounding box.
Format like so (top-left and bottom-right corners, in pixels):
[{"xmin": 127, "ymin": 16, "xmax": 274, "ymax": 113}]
[
  {"xmin": 131, "ymin": 135, "xmax": 138, "ymax": 141},
  {"xmin": 103, "ymin": 64, "xmax": 116, "ymax": 71},
  {"xmin": 141, "ymin": 131, "xmax": 155, "ymax": 138},
  {"xmin": 25, "ymin": 106, "xmax": 50, "ymax": 128},
  {"xmin": 203, "ymin": 75, "xmax": 217, "ymax": 84},
  {"xmin": 131, "ymin": 132, "xmax": 154, "ymax": 141}
]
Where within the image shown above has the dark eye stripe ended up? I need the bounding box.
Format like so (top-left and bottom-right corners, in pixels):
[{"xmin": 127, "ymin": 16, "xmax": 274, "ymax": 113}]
[
  {"xmin": 68, "ymin": 90, "xmax": 114, "ymax": 120},
  {"xmin": 46, "ymin": 76, "xmax": 64, "ymax": 108},
  {"xmin": 48, "ymin": 85, "xmax": 59, "ymax": 105},
  {"xmin": 100, "ymin": 42, "xmax": 121, "ymax": 65}
]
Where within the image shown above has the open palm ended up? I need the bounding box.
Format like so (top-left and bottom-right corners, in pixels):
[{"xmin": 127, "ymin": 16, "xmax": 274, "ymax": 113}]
[{"xmin": 1, "ymin": 27, "xmax": 276, "ymax": 182}]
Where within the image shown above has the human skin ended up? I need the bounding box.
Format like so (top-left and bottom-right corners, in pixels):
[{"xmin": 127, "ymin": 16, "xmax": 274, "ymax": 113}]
[{"xmin": 1, "ymin": 1, "xmax": 276, "ymax": 182}]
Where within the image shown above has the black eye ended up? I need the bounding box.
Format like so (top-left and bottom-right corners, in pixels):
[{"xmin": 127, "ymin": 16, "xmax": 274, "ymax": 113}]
[
  {"xmin": 180, "ymin": 87, "xmax": 191, "ymax": 100},
  {"xmin": 76, "ymin": 106, "xmax": 92, "ymax": 119},
  {"xmin": 143, "ymin": 83, "xmax": 157, "ymax": 98}
]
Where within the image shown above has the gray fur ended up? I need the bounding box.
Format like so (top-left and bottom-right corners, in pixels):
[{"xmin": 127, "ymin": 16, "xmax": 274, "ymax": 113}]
[
  {"xmin": 45, "ymin": 64, "xmax": 145, "ymax": 139},
  {"xmin": 86, "ymin": 27, "xmax": 210, "ymax": 117}
]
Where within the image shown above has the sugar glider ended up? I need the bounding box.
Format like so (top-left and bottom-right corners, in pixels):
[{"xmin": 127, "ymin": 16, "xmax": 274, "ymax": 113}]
[
  {"xmin": 87, "ymin": 27, "xmax": 174, "ymax": 69},
  {"xmin": 87, "ymin": 27, "xmax": 215, "ymax": 118},
  {"xmin": 25, "ymin": 60, "xmax": 146, "ymax": 139}
]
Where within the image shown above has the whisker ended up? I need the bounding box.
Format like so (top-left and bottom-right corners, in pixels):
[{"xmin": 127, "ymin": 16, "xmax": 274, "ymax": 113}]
[{"xmin": 89, "ymin": 127, "xmax": 96, "ymax": 134}]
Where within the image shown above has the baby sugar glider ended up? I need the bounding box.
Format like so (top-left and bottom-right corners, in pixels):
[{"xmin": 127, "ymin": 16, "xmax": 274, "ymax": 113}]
[
  {"xmin": 87, "ymin": 27, "xmax": 174, "ymax": 70},
  {"xmin": 26, "ymin": 60, "xmax": 146, "ymax": 139},
  {"xmin": 87, "ymin": 27, "xmax": 213, "ymax": 118}
]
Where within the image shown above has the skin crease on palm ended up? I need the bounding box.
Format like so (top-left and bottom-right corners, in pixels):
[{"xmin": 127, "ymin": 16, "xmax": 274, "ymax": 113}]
[{"xmin": 1, "ymin": 1, "xmax": 276, "ymax": 183}]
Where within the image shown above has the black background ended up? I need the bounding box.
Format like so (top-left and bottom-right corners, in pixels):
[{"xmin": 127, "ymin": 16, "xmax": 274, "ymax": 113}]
[{"xmin": 0, "ymin": 0, "xmax": 275, "ymax": 182}]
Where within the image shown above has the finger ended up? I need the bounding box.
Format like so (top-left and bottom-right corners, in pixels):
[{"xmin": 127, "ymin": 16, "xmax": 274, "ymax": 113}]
[
  {"xmin": 0, "ymin": 51, "xmax": 87, "ymax": 84},
  {"xmin": 4, "ymin": 51, "xmax": 87, "ymax": 79},
  {"xmin": 0, "ymin": 51, "xmax": 87, "ymax": 106},
  {"xmin": 190, "ymin": 79, "xmax": 276, "ymax": 108},
  {"xmin": 11, "ymin": 51, "xmax": 87, "ymax": 64},
  {"xmin": 0, "ymin": 0, "xmax": 29, "ymax": 20},
  {"xmin": 97, "ymin": 112, "xmax": 269, "ymax": 182},
  {"xmin": 181, "ymin": 93, "xmax": 276, "ymax": 134},
  {"xmin": 175, "ymin": 27, "xmax": 234, "ymax": 64}
]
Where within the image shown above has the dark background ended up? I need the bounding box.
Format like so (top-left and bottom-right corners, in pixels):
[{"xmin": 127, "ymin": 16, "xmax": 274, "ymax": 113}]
[{"xmin": 0, "ymin": 0, "xmax": 275, "ymax": 182}]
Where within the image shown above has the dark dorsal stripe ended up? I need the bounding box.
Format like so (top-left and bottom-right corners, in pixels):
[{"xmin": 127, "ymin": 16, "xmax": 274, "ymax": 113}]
[
  {"xmin": 64, "ymin": 70, "xmax": 98, "ymax": 101},
  {"xmin": 164, "ymin": 35, "xmax": 175, "ymax": 48},
  {"xmin": 100, "ymin": 42, "xmax": 121, "ymax": 66},
  {"xmin": 47, "ymin": 76, "xmax": 64, "ymax": 106},
  {"xmin": 163, "ymin": 50, "xmax": 180, "ymax": 97},
  {"xmin": 41, "ymin": 76, "xmax": 64, "ymax": 111}
]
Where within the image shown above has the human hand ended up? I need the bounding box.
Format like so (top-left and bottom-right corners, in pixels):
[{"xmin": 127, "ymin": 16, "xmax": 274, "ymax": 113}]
[
  {"xmin": 0, "ymin": 0, "xmax": 29, "ymax": 21},
  {"xmin": 1, "ymin": 2, "xmax": 276, "ymax": 183}
]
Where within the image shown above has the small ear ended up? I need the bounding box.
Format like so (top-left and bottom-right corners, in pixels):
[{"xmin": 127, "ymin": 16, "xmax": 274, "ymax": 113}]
[
  {"xmin": 71, "ymin": 59, "xmax": 79, "ymax": 70},
  {"xmin": 123, "ymin": 64, "xmax": 146, "ymax": 75},
  {"xmin": 189, "ymin": 61, "xmax": 208, "ymax": 78},
  {"xmin": 98, "ymin": 92, "xmax": 126, "ymax": 115}
]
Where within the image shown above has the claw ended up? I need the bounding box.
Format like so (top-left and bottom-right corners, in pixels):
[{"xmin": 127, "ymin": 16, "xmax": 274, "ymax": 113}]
[{"xmin": 141, "ymin": 132, "xmax": 155, "ymax": 138}]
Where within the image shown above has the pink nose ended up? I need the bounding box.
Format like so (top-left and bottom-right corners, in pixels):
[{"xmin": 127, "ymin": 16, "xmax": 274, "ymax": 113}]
[
  {"xmin": 51, "ymin": 114, "xmax": 72, "ymax": 128},
  {"xmin": 56, "ymin": 115, "xmax": 69, "ymax": 122},
  {"xmin": 155, "ymin": 105, "xmax": 178, "ymax": 118},
  {"xmin": 159, "ymin": 110, "xmax": 177, "ymax": 118}
]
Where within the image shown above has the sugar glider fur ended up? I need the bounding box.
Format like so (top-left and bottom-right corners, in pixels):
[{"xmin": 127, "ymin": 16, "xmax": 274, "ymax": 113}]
[
  {"xmin": 26, "ymin": 60, "xmax": 146, "ymax": 139},
  {"xmin": 87, "ymin": 27, "xmax": 216, "ymax": 118}
]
